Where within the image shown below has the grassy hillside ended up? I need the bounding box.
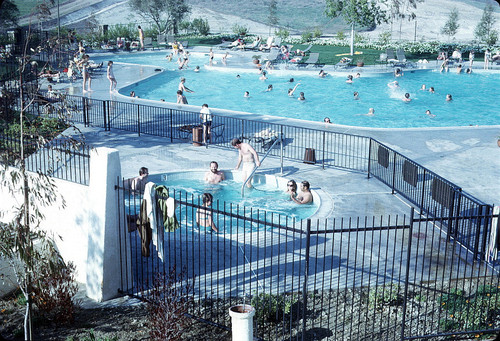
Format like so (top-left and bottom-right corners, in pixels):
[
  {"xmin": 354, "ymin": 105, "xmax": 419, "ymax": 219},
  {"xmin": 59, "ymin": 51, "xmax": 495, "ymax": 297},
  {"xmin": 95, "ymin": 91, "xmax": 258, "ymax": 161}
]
[{"xmin": 188, "ymin": 0, "xmax": 345, "ymax": 33}]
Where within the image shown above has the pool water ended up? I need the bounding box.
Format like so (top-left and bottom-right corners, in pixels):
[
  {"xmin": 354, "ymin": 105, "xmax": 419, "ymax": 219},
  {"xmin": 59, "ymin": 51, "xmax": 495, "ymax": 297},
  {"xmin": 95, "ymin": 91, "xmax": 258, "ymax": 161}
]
[
  {"xmin": 94, "ymin": 52, "xmax": 500, "ymax": 128},
  {"xmin": 158, "ymin": 176, "xmax": 317, "ymax": 223}
]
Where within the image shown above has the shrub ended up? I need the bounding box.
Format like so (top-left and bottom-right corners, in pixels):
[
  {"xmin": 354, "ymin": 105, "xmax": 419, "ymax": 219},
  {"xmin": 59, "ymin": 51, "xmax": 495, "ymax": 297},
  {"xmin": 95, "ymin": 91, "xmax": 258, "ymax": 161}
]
[
  {"xmin": 146, "ymin": 267, "xmax": 194, "ymax": 341},
  {"xmin": 191, "ymin": 18, "xmax": 210, "ymax": 36},
  {"xmin": 232, "ymin": 24, "xmax": 249, "ymax": 36},
  {"xmin": 313, "ymin": 28, "xmax": 322, "ymax": 38},
  {"xmin": 368, "ymin": 284, "xmax": 402, "ymax": 309},
  {"xmin": 250, "ymin": 292, "xmax": 300, "ymax": 323},
  {"xmin": 275, "ymin": 28, "xmax": 290, "ymax": 40},
  {"xmin": 31, "ymin": 250, "xmax": 78, "ymax": 324},
  {"xmin": 301, "ymin": 31, "xmax": 313, "ymax": 43},
  {"xmin": 378, "ymin": 31, "xmax": 391, "ymax": 45},
  {"xmin": 336, "ymin": 31, "xmax": 345, "ymax": 40}
]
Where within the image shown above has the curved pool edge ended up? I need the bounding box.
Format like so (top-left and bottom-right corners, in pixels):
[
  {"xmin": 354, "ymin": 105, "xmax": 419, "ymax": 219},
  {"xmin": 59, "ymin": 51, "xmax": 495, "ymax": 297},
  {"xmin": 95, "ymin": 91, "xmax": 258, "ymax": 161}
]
[{"xmin": 148, "ymin": 169, "xmax": 326, "ymax": 223}]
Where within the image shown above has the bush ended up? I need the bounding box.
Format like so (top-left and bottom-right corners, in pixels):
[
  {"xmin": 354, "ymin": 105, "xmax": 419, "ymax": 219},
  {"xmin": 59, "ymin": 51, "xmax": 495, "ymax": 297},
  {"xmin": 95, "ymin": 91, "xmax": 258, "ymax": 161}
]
[
  {"xmin": 301, "ymin": 31, "xmax": 313, "ymax": 43},
  {"xmin": 313, "ymin": 28, "xmax": 322, "ymax": 38},
  {"xmin": 250, "ymin": 292, "xmax": 300, "ymax": 323},
  {"xmin": 368, "ymin": 284, "xmax": 402, "ymax": 309},
  {"xmin": 275, "ymin": 28, "xmax": 290, "ymax": 40},
  {"xmin": 336, "ymin": 31, "xmax": 345, "ymax": 40},
  {"xmin": 378, "ymin": 31, "xmax": 391, "ymax": 45},
  {"xmin": 232, "ymin": 24, "xmax": 249, "ymax": 36},
  {"xmin": 31, "ymin": 249, "xmax": 78, "ymax": 324},
  {"xmin": 191, "ymin": 18, "xmax": 210, "ymax": 36}
]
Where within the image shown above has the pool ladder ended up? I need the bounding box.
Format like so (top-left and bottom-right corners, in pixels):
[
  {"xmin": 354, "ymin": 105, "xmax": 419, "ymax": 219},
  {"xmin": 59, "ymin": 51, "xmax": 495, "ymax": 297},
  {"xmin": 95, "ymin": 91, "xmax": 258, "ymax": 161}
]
[{"xmin": 241, "ymin": 133, "xmax": 283, "ymax": 198}]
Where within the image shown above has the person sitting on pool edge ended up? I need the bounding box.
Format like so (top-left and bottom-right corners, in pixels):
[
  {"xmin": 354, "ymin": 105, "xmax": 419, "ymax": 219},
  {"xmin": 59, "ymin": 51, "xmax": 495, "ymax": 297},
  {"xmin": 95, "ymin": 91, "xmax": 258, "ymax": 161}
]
[
  {"xmin": 291, "ymin": 181, "xmax": 313, "ymax": 204},
  {"xmin": 204, "ymin": 161, "xmax": 225, "ymax": 184},
  {"xmin": 196, "ymin": 193, "xmax": 219, "ymax": 233}
]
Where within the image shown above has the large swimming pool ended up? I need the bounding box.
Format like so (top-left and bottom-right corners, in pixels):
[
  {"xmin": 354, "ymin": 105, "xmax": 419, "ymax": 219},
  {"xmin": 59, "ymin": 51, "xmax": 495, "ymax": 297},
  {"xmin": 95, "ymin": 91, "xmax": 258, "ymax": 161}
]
[{"xmin": 94, "ymin": 52, "xmax": 500, "ymax": 128}]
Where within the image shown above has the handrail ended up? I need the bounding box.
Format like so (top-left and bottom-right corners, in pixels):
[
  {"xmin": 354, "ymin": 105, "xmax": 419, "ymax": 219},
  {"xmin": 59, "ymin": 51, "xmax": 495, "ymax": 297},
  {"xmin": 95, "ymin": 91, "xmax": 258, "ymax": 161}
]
[{"xmin": 241, "ymin": 133, "xmax": 282, "ymax": 198}]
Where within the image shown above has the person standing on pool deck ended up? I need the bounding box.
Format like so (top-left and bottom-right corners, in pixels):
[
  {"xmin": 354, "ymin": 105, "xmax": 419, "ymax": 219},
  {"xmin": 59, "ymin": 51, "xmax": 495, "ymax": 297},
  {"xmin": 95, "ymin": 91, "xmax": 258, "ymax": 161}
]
[
  {"xmin": 131, "ymin": 167, "xmax": 149, "ymax": 194},
  {"xmin": 176, "ymin": 90, "xmax": 188, "ymax": 104},
  {"xmin": 291, "ymin": 181, "xmax": 313, "ymax": 204},
  {"xmin": 199, "ymin": 103, "xmax": 212, "ymax": 144},
  {"xmin": 232, "ymin": 138, "xmax": 260, "ymax": 188},
  {"xmin": 204, "ymin": 161, "xmax": 225, "ymax": 184},
  {"xmin": 138, "ymin": 26, "xmax": 144, "ymax": 50},
  {"xmin": 209, "ymin": 48, "xmax": 214, "ymax": 66},
  {"xmin": 107, "ymin": 61, "xmax": 117, "ymax": 92}
]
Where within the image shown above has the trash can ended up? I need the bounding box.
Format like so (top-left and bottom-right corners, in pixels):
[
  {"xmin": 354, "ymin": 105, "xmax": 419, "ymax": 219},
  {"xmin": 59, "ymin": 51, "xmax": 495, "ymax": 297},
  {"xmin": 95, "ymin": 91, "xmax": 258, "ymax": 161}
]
[
  {"xmin": 192, "ymin": 126, "xmax": 203, "ymax": 146},
  {"xmin": 303, "ymin": 148, "xmax": 316, "ymax": 164}
]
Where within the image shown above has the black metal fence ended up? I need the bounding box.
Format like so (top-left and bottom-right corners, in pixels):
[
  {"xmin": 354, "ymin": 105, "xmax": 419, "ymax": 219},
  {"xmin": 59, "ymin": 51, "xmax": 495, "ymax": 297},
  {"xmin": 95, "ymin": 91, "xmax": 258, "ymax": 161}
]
[
  {"xmin": 118, "ymin": 184, "xmax": 500, "ymax": 340},
  {"xmin": 0, "ymin": 130, "xmax": 91, "ymax": 185},
  {"xmin": 28, "ymin": 93, "xmax": 493, "ymax": 260}
]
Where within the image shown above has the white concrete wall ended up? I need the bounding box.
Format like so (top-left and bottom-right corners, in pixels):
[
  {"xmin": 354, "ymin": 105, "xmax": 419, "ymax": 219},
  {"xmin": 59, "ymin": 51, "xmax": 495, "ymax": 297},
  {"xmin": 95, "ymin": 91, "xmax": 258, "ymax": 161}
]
[{"xmin": 0, "ymin": 147, "xmax": 131, "ymax": 302}]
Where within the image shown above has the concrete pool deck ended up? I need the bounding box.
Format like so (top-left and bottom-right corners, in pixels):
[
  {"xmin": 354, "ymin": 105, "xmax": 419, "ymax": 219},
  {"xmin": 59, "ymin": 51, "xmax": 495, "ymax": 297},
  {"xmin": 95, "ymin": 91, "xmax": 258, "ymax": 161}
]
[{"xmin": 48, "ymin": 46, "xmax": 499, "ymax": 208}]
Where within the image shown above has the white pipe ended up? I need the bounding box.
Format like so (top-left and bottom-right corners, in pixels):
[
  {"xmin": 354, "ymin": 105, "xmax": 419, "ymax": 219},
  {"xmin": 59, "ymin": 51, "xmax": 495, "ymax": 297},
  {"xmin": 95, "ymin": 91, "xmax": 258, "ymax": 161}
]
[{"xmin": 229, "ymin": 304, "xmax": 256, "ymax": 341}]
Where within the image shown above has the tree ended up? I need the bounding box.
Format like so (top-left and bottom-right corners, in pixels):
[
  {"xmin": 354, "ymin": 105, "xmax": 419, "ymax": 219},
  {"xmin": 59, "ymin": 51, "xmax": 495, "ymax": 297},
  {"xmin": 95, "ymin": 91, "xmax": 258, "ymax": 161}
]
[
  {"xmin": 267, "ymin": 0, "xmax": 279, "ymax": 36},
  {"xmin": 0, "ymin": 0, "xmax": 20, "ymax": 29},
  {"xmin": 128, "ymin": 0, "xmax": 190, "ymax": 34},
  {"xmin": 475, "ymin": 4, "xmax": 498, "ymax": 46},
  {"xmin": 325, "ymin": 0, "xmax": 388, "ymax": 55},
  {"xmin": 388, "ymin": 0, "xmax": 423, "ymax": 39},
  {"xmin": 442, "ymin": 8, "xmax": 460, "ymax": 41},
  {"xmin": 129, "ymin": 0, "xmax": 169, "ymax": 33}
]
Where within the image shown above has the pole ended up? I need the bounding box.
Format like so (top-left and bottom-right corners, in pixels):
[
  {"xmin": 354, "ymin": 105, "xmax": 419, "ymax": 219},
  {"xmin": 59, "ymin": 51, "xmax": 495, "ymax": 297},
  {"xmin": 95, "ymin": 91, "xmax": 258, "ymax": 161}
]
[{"xmin": 350, "ymin": 24, "xmax": 354, "ymax": 56}]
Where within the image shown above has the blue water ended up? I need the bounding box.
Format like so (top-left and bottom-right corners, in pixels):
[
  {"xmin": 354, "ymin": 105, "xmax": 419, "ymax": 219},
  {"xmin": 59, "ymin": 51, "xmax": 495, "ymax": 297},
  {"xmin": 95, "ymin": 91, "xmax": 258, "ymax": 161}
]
[
  {"xmin": 158, "ymin": 177, "xmax": 316, "ymax": 223},
  {"xmin": 94, "ymin": 52, "xmax": 500, "ymax": 128}
]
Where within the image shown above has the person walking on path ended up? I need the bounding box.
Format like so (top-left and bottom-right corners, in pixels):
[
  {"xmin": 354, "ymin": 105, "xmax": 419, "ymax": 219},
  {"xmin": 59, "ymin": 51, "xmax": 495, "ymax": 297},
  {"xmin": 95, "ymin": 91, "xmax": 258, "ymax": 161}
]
[
  {"xmin": 107, "ymin": 61, "xmax": 117, "ymax": 92},
  {"xmin": 138, "ymin": 26, "xmax": 144, "ymax": 50}
]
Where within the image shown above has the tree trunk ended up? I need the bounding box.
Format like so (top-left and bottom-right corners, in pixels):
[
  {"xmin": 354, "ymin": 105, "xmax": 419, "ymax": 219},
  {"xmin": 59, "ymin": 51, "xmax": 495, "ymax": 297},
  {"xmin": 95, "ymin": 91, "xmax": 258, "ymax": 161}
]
[{"xmin": 350, "ymin": 23, "xmax": 354, "ymax": 56}]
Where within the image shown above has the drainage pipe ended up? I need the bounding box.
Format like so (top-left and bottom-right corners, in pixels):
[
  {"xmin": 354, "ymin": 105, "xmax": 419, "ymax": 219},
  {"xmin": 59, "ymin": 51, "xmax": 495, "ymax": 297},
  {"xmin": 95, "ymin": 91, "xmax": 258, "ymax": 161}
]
[{"xmin": 228, "ymin": 304, "xmax": 255, "ymax": 341}]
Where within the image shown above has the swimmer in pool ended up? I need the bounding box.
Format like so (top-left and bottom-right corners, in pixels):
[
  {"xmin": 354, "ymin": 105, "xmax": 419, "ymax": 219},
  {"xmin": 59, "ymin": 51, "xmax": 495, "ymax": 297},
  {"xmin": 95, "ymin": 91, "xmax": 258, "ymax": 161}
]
[
  {"xmin": 354, "ymin": 72, "xmax": 361, "ymax": 78},
  {"xmin": 288, "ymin": 83, "xmax": 300, "ymax": 96},
  {"xmin": 285, "ymin": 179, "xmax": 297, "ymax": 199},
  {"xmin": 324, "ymin": 117, "xmax": 331, "ymax": 123},
  {"xmin": 425, "ymin": 110, "xmax": 436, "ymax": 118},
  {"xmin": 403, "ymin": 93, "xmax": 411, "ymax": 102},
  {"xmin": 428, "ymin": 87, "xmax": 435, "ymax": 93},
  {"xmin": 204, "ymin": 161, "xmax": 225, "ymax": 184},
  {"xmin": 420, "ymin": 84, "xmax": 426, "ymax": 90},
  {"xmin": 266, "ymin": 84, "xmax": 273, "ymax": 92},
  {"xmin": 194, "ymin": 66, "xmax": 200, "ymax": 72},
  {"xmin": 346, "ymin": 75, "xmax": 353, "ymax": 83},
  {"xmin": 353, "ymin": 91, "xmax": 359, "ymax": 100},
  {"xmin": 196, "ymin": 193, "xmax": 218, "ymax": 233},
  {"xmin": 357, "ymin": 108, "xmax": 375, "ymax": 116},
  {"xmin": 291, "ymin": 181, "xmax": 313, "ymax": 204},
  {"xmin": 388, "ymin": 81, "xmax": 399, "ymax": 88},
  {"xmin": 244, "ymin": 91, "xmax": 250, "ymax": 98},
  {"xmin": 319, "ymin": 69, "xmax": 327, "ymax": 78},
  {"xmin": 446, "ymin": 94, "xmax": 453, "ymax": 101},
  {"xmin": 298, "ymin": 92, "xmax": 305, "ymax": 101},
  {"xmin": 259, "ymin": 71, "xmax": 267, "ymax": 80},
  {"xmin": 232, "ymin": 138, "xmax": 260, "ymax": 188}
]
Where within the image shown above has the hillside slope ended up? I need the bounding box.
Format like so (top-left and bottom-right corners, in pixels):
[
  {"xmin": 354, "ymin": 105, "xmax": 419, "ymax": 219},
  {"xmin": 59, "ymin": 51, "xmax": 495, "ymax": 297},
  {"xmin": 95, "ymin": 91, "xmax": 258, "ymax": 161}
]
[{"xmin": 16, "ymin": 0, "xmax": 500, "ymax": 42}]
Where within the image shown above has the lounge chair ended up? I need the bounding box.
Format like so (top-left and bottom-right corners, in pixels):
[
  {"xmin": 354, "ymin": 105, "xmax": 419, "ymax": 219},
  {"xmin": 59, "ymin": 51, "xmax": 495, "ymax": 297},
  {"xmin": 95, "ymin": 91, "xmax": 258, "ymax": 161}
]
[
  {"xmin": 259, "ymin": 36, "xmax": 274, "ymax": 51},
  {"xmin": 157, "ymin": 34, "xmax": 166, "ymax": 48},
  {"xmin": 305, "ymin": 52, "xmax": 319, "ymax": 65},
  {"xmin": 143, "ymin": 37, "xmax": 154, "ymax": 50},
  {"xmin": 396, "ymin": 48, "xmax": 415, "ymax": 68},
  {"xmin": 264, "ymin": 48, "xmax": 280, "ymax": 64},
  {"xmin": 301, "ymin": 44, "xmax": 313, "ymax": 54},
  {"xmin": 386, "ymin": 48, "xmax": 398, "ymax": 65},
  {"xmin": 244, "ymin": 38, "xmax": 261, "ymax": 51},
  {"xmin": 166, "ymin": 34, "xmax": 175, "ymax": 46},
  {"xmin": 181, "ymin": 41, "xmax": 189, "ymax": 49},
  {"xmin": 272, "ymin": 37, "xmax": 282, "ymax": 48},
  {"xmin": 335, "ymin": 57, "xmax": 352, "ymax": 69}
]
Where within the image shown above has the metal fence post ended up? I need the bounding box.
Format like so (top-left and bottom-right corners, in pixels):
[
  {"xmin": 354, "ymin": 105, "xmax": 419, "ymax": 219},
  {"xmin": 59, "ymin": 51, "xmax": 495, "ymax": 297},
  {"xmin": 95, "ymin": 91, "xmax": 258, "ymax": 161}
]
[
  {"xmin": 420, "ymin": 169, "xmax": 427, "ymax": 212},
  {"xmin": 367, "ymin": 138, "xmax": 372, "ymax": 178},
  {"xmin": 137, "ymin": 104, "xmax": 141, "ymax": 136},
  {"xmin": 322, "ymin": 131, "xmax": 326, "ymax": 170},
  {"xmin": 301, "ymin": 219, "xmax": 311, "ymax": 341},
  {"xmin": 82, "ymin": 97, "xmax": 88, "ymax": 127},
  {"xmin": 401, "ymin": 207, "xmax": 415, "ymax": 341},
  {"xmin": 102, "ymin": 100, "xmax": 107, "ymax": 131},
  {"xmin": 169, "ymin": 109, "xmax": 173, "ymax": 143},
  {"xmin": 280, "ymin": 125, "xmax": 284, "ymax": 175},
  {"xmin": 391, "ymin": 152, "xmax": 397, "ymax": 194}
]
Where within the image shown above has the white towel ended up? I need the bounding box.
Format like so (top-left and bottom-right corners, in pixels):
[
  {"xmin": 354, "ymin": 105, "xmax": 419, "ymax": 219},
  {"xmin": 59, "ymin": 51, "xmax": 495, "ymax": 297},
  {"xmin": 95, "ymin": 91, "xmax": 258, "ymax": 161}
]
[
  {"xmin": 143, "ymin": 182, "xmax": 164, "ymax": 262},
  {"xmin": 486, "ymin": 205, "xmax": 499, "ymax": 263}
]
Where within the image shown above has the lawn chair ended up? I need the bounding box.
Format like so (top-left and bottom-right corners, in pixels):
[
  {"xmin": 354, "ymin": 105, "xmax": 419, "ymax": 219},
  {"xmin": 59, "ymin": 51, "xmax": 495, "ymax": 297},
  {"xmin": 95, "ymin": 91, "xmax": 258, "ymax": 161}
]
[
  {"xmin": 301, "ymin": 44, "xmax": 313, "ymax": 54},
  {"xmin": 305, "ymin": 52, "xmax": 319, "ymax": 65},
  {"xmin": 264, "ymin": 48, "xmax": 280, "ymax": 64},
  {"xmin": 143, "ymin": 37, "xmax": 154, "ymax": 50},
  {"xmin": 386, "ymin": 48, "xmax": 398, "ymax": 65},
  {"xmin": 181, "ymin": 41, "xmax": 189, "ymax": 49},
  {"xmin": 335, "ymin": 57, "xmax": 352, "ymax": 69},
  {"xmin": 157, "ymin": 34, "xmax": 166, "ymax": 48},
  {"xmin": 260, "ymin": 36, "xmax": 274, "ymax": 51},
  {"xmin": 396, "ymin": 48, "xmax": 415, "ymax": 68}
]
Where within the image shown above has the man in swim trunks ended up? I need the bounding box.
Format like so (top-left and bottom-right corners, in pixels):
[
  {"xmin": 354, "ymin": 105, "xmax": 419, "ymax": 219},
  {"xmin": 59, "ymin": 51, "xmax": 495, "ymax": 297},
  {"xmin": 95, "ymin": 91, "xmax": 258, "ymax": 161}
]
[
  {"xmin": 291, "ymin": 181, "xmax": 313, "ymax": 204},
  {"xmin": 232, "ymin": 138, "xmax": 260, "ymax": 188},
  {"xmin": 204, "ymin": 161, "xmax": 225, "ymax": 184}
]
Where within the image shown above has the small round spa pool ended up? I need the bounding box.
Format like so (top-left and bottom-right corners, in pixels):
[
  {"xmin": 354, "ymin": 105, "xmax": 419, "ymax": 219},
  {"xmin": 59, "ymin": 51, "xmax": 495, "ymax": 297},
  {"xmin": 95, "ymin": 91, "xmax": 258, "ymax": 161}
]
[{"xmin": 150, "ymin": 170, "xmax": 318, "ymax": 232}]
